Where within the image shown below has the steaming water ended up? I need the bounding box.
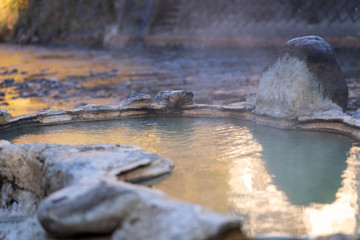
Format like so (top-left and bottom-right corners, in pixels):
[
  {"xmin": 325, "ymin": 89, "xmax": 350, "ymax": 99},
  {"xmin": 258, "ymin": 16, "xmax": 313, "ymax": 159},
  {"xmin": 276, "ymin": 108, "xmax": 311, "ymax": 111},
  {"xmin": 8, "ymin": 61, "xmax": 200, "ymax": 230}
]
[{"xmin": 2, "ymin": 117, "xmax": 360, "ymax": 238}]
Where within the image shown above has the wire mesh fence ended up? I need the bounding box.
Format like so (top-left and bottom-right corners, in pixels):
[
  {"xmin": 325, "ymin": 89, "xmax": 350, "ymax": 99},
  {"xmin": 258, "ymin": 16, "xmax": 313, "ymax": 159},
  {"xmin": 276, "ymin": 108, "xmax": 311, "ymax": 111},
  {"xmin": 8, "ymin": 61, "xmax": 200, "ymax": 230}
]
[{"xmin": 149, "ymin": 0, "xmax": 360, "ymax": 39}]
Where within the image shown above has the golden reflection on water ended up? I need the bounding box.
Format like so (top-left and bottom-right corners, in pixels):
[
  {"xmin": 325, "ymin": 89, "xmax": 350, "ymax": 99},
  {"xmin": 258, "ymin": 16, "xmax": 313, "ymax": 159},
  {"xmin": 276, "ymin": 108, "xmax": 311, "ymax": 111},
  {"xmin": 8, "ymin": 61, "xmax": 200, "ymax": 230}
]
[
  {"xmin": 0, "ymin": 44, "xmax": 150, "ymax": 116},
  {"xmin": 0, "ymin": 45, "xmax": 115, "ymax": 81},
  {"xmin": 5, "ymin": 118, "xmax": 360, "ymax": 237}
]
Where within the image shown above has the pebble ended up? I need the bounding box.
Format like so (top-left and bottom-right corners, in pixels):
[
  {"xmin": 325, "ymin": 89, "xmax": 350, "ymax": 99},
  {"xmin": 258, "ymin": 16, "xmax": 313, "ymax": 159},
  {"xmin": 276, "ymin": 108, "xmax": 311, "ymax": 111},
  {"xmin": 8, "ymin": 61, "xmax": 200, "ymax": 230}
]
[
  {"xmin": 9, "ymin": 69, "xmax": 18, "ymax": 75},
  {"xmin": 3, "ymin": 78, "xmax": 15, "ymax": 85}
]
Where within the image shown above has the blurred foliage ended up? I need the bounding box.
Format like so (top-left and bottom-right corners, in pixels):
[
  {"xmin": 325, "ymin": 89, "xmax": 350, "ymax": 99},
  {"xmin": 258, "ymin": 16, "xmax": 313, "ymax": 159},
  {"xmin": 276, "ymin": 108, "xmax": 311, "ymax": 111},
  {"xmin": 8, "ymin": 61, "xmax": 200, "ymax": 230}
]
[{"xmin": 0, "ymin": 0, "xmax": 29, "ymax": 40}]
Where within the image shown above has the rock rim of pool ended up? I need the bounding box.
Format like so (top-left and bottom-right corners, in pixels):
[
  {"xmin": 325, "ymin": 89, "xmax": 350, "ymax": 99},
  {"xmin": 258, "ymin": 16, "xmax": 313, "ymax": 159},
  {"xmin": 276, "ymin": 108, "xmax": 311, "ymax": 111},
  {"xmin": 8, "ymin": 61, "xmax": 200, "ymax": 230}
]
[
  {"xmin": 0, "ymin": 90, "xmax": 249, "ymax": 240},
  {"xmin": 0, "ymin": 90, "xmax": 359, "ymax": 239},
  {"xmin": 0, "ymin": 89, "xmax": 359, "ymax": 141}
]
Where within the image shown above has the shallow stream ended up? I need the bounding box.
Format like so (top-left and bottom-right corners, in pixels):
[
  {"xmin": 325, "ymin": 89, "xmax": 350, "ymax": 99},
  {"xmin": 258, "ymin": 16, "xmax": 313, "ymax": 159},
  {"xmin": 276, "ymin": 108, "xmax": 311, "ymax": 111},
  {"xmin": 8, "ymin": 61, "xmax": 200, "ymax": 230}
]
[{"xmin": 2, "ymin": 116, "xmax": 360, "ymax": 238}]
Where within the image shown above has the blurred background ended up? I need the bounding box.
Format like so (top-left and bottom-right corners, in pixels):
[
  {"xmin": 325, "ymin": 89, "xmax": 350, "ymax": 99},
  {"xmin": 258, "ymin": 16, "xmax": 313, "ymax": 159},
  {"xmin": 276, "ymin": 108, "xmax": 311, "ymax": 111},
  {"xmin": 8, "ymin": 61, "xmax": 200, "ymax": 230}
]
[
  {"xmin": 0, "ymin": 0, "xmax": 359, "ymax": 116},
  {"xmin": 1, "ymin": 0, "xmax": 360, "ymax": 48}
]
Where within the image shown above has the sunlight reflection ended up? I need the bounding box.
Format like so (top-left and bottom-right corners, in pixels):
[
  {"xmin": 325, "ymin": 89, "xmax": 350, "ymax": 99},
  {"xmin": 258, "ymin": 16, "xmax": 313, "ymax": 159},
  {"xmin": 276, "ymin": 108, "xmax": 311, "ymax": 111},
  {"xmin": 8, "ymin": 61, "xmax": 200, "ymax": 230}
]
[
  {"xmin": 304, "ymin": 145, "xmax": 360, "ymax": 236},
  {"xmin": 228, "ymin": 132, "xmax": 359, "ymax": 237}
]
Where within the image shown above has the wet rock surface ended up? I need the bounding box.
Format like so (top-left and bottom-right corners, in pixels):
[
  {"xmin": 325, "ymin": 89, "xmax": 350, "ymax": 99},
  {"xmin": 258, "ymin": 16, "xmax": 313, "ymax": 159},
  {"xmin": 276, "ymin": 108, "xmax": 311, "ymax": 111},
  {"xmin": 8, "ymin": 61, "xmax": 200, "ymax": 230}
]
[
  {"xmin": 255, "ymin": 36, "xmax": 349, "ymax": 118},
  {"xmin": 37, "ymin": 181, "xmax": 244, "ymax": 240},
  {"xmin": 154, "ymin": 90, "xmax": 193, "ymax": 108}
]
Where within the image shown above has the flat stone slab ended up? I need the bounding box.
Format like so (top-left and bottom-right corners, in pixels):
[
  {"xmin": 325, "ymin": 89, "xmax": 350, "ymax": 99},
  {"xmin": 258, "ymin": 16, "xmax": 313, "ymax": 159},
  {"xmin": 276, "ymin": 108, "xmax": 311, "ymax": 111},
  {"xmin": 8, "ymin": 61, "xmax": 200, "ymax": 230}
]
[
  {"xmin": 0, "ymin": 142, "xmax": 173, "ymax": 219},
  {"xmin": 37, "ymin": 181, "xmax": 245, "ymax": 239},
  {"xmin": 42, "ymin": 144, "xmax": 174, "ymax": 193}
]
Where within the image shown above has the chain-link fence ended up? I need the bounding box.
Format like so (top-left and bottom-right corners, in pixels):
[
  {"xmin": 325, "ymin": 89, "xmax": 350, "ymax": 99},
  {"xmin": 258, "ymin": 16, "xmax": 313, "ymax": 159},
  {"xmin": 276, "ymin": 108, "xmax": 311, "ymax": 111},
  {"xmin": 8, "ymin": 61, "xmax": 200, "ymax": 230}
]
[
  {"xmin": 7, "ymin": 0, "xmax": 360, "ymax": 48},
  {"xmin": 147, "ymin": 0, "xmax": 360, "ymax": 47}
]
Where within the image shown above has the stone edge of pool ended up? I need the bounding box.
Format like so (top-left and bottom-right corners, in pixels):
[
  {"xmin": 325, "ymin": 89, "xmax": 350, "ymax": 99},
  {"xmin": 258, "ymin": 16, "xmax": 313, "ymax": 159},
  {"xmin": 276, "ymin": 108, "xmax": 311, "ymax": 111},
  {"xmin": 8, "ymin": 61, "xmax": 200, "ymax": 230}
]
[
  {"xmin": 1, "ymin": 96, "xmax": 360, "ymax": 141},
  {"xmin": 0, "ymin": 91, "xmax": 250, "ymax": 240},
  {"xmin": 0, "ymin": 90, "xmax": 359, "ymax": 240}
]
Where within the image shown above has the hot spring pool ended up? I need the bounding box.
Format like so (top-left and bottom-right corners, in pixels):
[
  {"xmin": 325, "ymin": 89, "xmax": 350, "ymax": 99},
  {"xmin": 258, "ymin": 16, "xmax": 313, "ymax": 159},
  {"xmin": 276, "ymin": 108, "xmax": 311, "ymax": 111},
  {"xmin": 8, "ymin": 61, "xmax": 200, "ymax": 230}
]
[{"xmin": 2, "ymin": 116, "xmax": 360, "ymax": 237}]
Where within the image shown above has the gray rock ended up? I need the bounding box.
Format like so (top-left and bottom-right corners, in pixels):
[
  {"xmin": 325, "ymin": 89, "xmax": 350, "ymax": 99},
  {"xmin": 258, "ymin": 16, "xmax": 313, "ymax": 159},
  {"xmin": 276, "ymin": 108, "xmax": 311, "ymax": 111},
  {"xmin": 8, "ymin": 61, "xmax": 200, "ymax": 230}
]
[
  {"xmin": 3, "ymin": 217, "xmax": 47, "ymax": 240},
  {"xmin": 123, "ymin": 94, "xmax": 152, "ymax": 108},
  {"xmin": 353, "ymin": 109, "xmax": 360, "ymax": 119},
  {"xmin": 38, "ymin": 109, "xmax": 66, "ymax": 115},
  {"xmin": 0, "ymin": 109, "xmax": 12, "ymax": 123},
  {"xmin": 0, "ymin": 140, "xmax": 11, "ymax": 145},
  {"xmin": 82, "ymin": 104, "xmax": 116, "ymax": 111},
  {"xmin": 37, "ymin": 182, "xmax": 245, "ymax": 240},
  {"xmin": 245, "ymin": 92, "xmax": 257, "ymax": 110},
  {"xmin": 246, "ymin": 92, "xmax": 257, "ymax": 106},
  {"xmin": 314, "ymin": 233, "xmax": 359, "ymax": 240},
  {"xmin": 0, "ymin": 143, "xmax": 173, "ymax": 219},
  {"xmin": 37, "ymin": 182, "xmax": 134, "ymax": 237},
  {"xmin": 3, "ymin": 78, "xmax": 14, "ymax": 85},
  {"xmin": 255, "ymin": 36, "xmax": 348, "ymax": 119},
  {"xmin": 41, "ymin": 144, "xmax": 174, "ymax": 194},
  {"xmin": 153, "ymin": 90, "xmax": 193, "ymax": 108},
  {"xmin": 0, "ymin": 143, "xmax": 51, "ymax": 217}
]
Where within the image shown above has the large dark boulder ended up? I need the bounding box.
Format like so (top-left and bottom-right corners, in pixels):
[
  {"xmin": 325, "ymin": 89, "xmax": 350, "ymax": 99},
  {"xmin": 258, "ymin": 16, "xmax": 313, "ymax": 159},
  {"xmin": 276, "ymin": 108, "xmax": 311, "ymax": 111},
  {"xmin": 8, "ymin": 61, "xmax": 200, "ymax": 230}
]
[{"xmin": 255, "ymin": 36, "xmax": 348, "ymax": 118}]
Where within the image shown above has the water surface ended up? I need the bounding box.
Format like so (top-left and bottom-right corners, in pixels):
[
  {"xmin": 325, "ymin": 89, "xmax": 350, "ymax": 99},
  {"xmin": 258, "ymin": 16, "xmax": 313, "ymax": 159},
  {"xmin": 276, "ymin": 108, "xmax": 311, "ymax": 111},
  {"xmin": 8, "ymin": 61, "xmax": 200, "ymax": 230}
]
[{"xmin": 2, "ymin": 117, "xmax": 359, "ymax": 238}]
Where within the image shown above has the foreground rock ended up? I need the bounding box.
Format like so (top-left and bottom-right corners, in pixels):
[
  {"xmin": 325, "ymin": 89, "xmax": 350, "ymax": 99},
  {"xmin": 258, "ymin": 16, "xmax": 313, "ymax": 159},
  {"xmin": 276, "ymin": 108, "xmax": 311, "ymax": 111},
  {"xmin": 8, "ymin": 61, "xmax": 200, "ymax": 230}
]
[
  {"xmin": 1, "ymin": 141, "xmax": 245, "ymax": 240},
  {"xmin": 255, "ymin": 36, "xmax": 348, "ymax": 119},
  {"xmin": 0, "ymin": 142, "xmax": 173, "ymax": 219},
  {"xmin": 37, "ymin": 181, "xmax": 245, "ymax": 240},
  {"xmin": 41, "ymin": 144, "xmax": 174, "ymax": 193}
]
